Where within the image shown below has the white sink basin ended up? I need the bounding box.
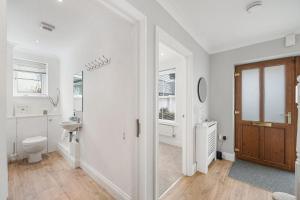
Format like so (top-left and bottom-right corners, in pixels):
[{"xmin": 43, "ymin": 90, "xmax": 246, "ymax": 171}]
[{"xmin": 60, "ymin": 121, "xmax": 82, "ymax": 132}]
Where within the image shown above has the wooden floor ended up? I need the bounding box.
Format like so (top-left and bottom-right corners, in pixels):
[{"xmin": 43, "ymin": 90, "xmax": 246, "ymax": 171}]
[
  {"xmin": 8, "ymin": 152, "xmax": 114, "ymax": 200},
  {"xmin": 162, "ymin": 159, "xmax": 273, "ymax": 200},
  {"xmin": 8, "ymin": 152, "xmax": 273, "ymax": 200}
]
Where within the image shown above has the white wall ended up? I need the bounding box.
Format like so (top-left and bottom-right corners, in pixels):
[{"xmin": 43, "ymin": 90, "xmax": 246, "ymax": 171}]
[
  {"xmin": 60, "ymin": 0, "xmax": 138, "ymax": 198},
  {"xmin": 159, "ymin": 54, "xmax": 186, "ymax": 147},
  {"xmin": 6, "ymin": 47, "xmax": 60, "ymax": 117},
  {"xmin": 0, "ymin": 0, "xmax": 8, "ymax": 198},
  {"xmin": 210, "ymin": 34, "xmax": 300, "ymax": 154}
]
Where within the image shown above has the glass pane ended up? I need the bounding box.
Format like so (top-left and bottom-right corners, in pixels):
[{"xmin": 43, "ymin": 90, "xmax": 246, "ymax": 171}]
[
  {"xmin": 158, "ymin": 98, "xmax": 175, "ymax": 121},
  {"xmin": 242, "ymin": 68, "xmax": 260, "ymax": 121},
  {"xmin": 17, "ymin": 79, "xmax": 42, "ymax": 93},
  {"xmin": 158, "ymin": 69, "xmax": 176, "ymax": 121},
  {"xmin": 264, "ymin": 65, "xmax": 285, "ymax": 123},
  {"xmin": 159, "ymin": 72, "xmax": 175, "ymax": 96}
]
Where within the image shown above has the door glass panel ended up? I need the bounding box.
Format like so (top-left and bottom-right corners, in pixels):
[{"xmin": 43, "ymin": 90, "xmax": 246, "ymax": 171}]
[
  {"xmin": 264, "ymin": 65, "xmax": 286, "ymax": 123},
  {"xmin": 242, "ymin": 68, "xmax": 260, "ymax": 121}
]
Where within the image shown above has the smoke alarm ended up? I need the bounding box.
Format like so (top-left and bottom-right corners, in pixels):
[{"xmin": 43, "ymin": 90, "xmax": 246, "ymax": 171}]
[
  {"xmin": 40, "ymin": 22, "xmax": 55, "ymax": 32},
  {"xmin": 246, "ymin": 1, "xmax": 263, "ymax": 13}
]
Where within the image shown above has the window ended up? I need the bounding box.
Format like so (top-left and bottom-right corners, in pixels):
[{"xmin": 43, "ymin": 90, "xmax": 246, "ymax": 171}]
[
  {"xmin": 158, "ymin": 69, "xmax": 176, "ymax": 121},
  {"xmin": 13, "ymin": 58, "xmax": 48, "ymax": 97}
]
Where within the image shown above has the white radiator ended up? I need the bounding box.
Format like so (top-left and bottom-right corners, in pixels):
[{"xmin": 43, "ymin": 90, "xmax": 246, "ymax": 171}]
[
  {"xmin": 158, "ymin": 123, "xmax": 176, "ymax": 137},
  {"xmin": 196, "ymin": 121, "xmax": 217, "ymax": 174}
]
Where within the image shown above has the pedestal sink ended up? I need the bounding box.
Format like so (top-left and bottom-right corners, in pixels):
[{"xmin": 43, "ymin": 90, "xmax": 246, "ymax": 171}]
[
  {"xmin": 60, "ymin": 121, "xmax": 82, "ymax": 132},
  {"xmin": 60, "ymin": 121, "xmax": 82, "ymax": 142},
  {"xmin": 60, "ymin": 121, "xmax": 82, "ymax": 169}
]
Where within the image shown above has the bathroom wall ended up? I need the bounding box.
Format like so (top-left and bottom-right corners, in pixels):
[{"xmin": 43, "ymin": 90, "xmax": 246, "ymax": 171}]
[
  {"xmin": 60, "ymin": 0, "xmax": 138, "ymax": 198},
  {"xmin": 159, "ymin": 53, "xmax": 186, "ymax": 147},
  {"xmin": 6, "ymin": 114, "xmax": 62, "ymax": 160},
  {"xmin": 0, "ymin": 0, "xmax": 8, "ymax": 198},
  {"xmin": 5, "ymin": 45, "xmax": 62, "ymax": 162},
  {"xmin": 6, "ymin": 46, "xmax": 61, "ymax": 117},
  {"xmin": 210, "ymin": 34, "xmax": 300, "ymax": 155}
]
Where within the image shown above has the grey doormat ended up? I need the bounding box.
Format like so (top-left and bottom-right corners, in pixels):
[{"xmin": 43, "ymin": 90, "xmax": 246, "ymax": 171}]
[{"xmin": 228, "ymin": 159, "xmax": 295, "ymax": 195}]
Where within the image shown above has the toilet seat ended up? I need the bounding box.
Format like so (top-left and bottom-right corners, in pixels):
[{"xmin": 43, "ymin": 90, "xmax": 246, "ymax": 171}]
[{"xmin": 22, "ymin": 136, "xmax": 47, "ymax": 145}]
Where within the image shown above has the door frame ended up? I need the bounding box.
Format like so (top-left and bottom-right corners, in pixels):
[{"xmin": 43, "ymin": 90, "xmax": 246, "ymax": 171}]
[
  {"xmin": 0, "ymin": 0, "xmax": 8, "ymax": 198},
  {"xmin": 234, "ymin": 56, "xmax": 298, "ymax": 171},
  {"xmin": 155, "ymin": 27, "xmax": 194, "ymax": 199}
]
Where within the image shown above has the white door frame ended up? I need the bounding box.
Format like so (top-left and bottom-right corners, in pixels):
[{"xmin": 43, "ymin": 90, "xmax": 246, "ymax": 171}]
[
  {"xmin": 0, "ymin": 0, "xmax": 8, "ymax": 199},
  {"xmin": 154, "ymin": 27, "xmax": 194, "ymax": 199}
]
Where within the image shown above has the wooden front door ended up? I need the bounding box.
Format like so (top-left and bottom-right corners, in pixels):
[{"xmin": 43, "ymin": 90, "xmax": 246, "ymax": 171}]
[{"xmin": 235, "ymin": 57, "xmax": 297, "ymax": 171}]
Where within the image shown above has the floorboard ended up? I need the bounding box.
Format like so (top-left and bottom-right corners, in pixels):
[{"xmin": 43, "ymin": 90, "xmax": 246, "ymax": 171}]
[
  {"xmin": 8, "ymin": 152, "xmax": 114, "ymax": 200},
  {"xmin": 8, "ymin": 152, "xmax": 273, "ymax": 200},
  {"xmin": 162, "ymin": 160, "xmax": 273, "ymax": 200}
]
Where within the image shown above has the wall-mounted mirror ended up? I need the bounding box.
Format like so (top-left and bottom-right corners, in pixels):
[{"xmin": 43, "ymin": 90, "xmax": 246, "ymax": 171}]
[
  {"xmin": 197, "ymin": 77, "xmax": 207, "ymax": 103},
  {"xmin": 73, "ymin": 71, "xmax": 83, "ymax": 112}
]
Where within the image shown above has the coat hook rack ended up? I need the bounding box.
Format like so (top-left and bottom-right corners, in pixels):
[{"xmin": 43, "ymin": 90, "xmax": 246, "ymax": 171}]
[{"xmin": 85, "ymin": 55, "xmax": 111, "ymax": 72}]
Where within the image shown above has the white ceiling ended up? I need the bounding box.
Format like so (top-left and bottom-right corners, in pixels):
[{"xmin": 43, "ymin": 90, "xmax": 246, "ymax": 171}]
[
  {"xmin": 7, "ymin": 0, "xmax": 113, "ymax": 57},
  {"xmin": 157, "ymin": 0, "xmax": 300, "ymax": 53}
]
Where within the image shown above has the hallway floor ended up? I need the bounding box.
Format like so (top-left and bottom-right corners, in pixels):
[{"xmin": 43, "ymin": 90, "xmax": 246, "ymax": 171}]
[
  {"xmin": 162, "ymin": 159, "xmax": 273, "ymax": 200},
  {"xmin": 159, "ymin": 142, "xmax": 183, "ymax": 196},
  {"xmin": 7, "ymin": 150, "xmax": 273, "ymax": 200},
  {"xmin": 8, "ymin": 152, "xmax": 114, "ymax": 200}
]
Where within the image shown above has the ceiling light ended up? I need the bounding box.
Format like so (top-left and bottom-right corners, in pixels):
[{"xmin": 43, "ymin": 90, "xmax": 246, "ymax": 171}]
[
  {"xmin": 246, "ymin": 1, "xmax": 263, "ymax": 13},
  {"xmin": 57, "ymin": 0, "xmax": 63, "ymax": 2},
  {"xmin": 160, "ymin": 53, "xmax": 165, "ymax": 56},
  {"xmin": 35, "ymin": 40, "xmax": 40, "ymax": 44}
]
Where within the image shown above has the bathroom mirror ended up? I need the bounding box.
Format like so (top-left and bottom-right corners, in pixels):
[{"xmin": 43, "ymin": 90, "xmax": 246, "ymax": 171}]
[
  {"xmin": 197, "ymin": 77, "xmax": 207, "ymax": 103},
  {"xmin": 73, "ymin": 71, "xmax": 83, "ymax": 112}
]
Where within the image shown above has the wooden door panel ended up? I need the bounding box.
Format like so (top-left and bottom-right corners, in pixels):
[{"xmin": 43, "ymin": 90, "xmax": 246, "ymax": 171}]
[
  {"xmin": 241, "ymin": 125, "xmax": 260, "ymax": 159},
  {"xmin": 264, "ymin": 127, "xmax": 285, "ymax": 164},
  {"xmin": 235, "ymin": 57, "xmax": 297, "ymax": 171}
]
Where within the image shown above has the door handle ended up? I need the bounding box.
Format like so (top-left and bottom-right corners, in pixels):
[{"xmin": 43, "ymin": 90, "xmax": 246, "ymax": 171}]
[{"xmin": 252, "ymin": 122, "xmax": 272, "ymax": 127}]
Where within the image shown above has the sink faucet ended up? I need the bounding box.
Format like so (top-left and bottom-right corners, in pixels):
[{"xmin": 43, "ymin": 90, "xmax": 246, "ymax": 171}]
[{"xmin": 69, "ymin": 111, "xmax": 80, "ymax": 122}]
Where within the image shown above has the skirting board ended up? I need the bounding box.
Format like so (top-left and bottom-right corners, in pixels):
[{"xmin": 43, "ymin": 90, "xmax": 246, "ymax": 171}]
[
  {"xmin": 57, "ymin": 143, "xmax": 79, "ymax": 168},
  {"xmin": 222, "ymin": 152, "xmax": 235, "ymax": 162},
  {"xmin": 80, "ymin": 161, "xmax": 131, "ymax": 200}
]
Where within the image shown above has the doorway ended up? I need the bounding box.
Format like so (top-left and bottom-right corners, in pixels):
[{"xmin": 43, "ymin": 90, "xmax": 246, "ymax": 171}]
[
  {"xmin": 234, "ymin": 57, "xmax": 297, "ymax": 171},
  {"xmin": 5, "ymin": 0, "xmax": 147, "ymax": 199},
  {"xmin": 157, "ymin": 42, "xmax": 187, "ymax": 197},
  {"xmin": 155, "ymin": 27, "xmax": 194, "ymax": 200}
]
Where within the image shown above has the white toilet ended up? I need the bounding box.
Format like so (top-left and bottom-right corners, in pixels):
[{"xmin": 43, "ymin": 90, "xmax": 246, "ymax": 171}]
[{"xmin": 22, "ymin": 136, "xmax": 47, "ymax": 163}]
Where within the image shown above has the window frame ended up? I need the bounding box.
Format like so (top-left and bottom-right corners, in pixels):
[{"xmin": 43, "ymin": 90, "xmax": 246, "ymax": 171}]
[
  {"xmin": 13, "ymin": 58, "xmax": 49, "ymax": 97},
  {"xmin": 158, "ymin": 68, "xmax": 176, "ymax": 122}
]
